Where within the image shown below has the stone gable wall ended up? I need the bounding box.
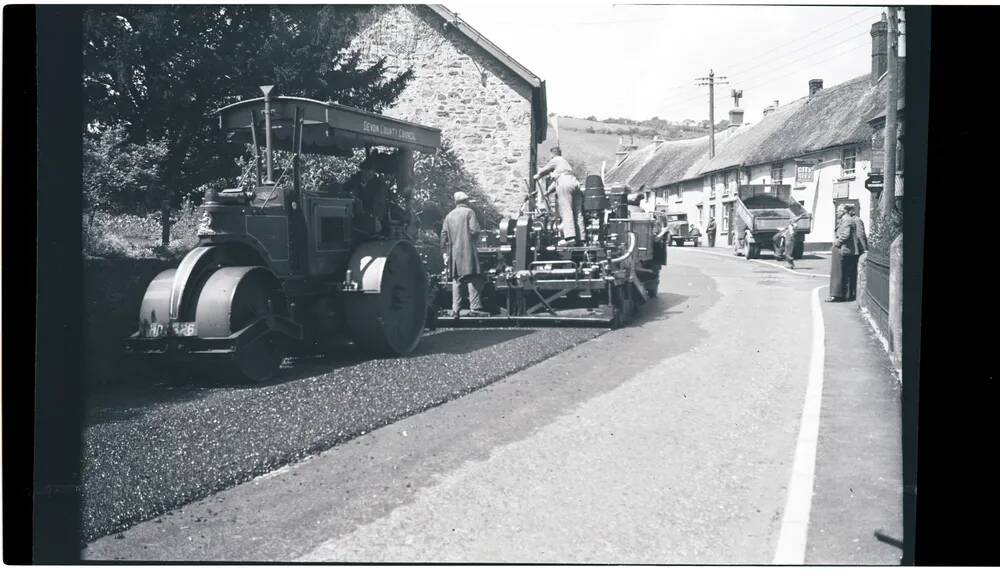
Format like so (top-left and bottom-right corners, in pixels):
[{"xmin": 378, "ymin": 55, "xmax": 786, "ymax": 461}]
[{"xmin": 348, "ymin": 5, "xmax": 536, "ymax": 216}]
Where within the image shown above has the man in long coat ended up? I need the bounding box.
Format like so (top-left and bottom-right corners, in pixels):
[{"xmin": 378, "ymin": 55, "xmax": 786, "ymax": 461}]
[
  {"xmin": 835, "ymin": 204, "xmax": 869, "ymax": 301},
  {"xmin": 827, "ymin": 204, "xmax": 849, "ymax": 301},
  {"xmin": 705, "ymin": 217, "xmax": 717, "ymax": 247},
  {"xmin": 533, "ymin": 146, "xmax": 584, "ymax": 246},
  {"xmin": 441, "ymin": 191, "xmax": 487, "ymax": 317}
]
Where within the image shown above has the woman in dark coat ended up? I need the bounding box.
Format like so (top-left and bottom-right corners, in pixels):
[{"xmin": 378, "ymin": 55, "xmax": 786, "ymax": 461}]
[{"xmin": 827, "ymin": 204, "xmax": 848, "ymax": 302}]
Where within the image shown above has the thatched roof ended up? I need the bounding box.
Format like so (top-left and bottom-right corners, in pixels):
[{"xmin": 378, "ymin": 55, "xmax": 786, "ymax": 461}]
[
  {"xmin": 605, "ymin": 129, "xmax": 740, "ymax": 190},
  {"xmin": 603, "ymin": 142, "xmax": 660, "ymax": 189},
  {"xmin": 607, "ymin": 72, "xmax": 894, "ymax": 190}
]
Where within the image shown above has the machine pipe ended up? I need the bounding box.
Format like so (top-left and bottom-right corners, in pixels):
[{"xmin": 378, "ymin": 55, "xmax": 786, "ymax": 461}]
[{"xmin": 610, "ymin": 231, "xmax": 637, "ymax": 264}]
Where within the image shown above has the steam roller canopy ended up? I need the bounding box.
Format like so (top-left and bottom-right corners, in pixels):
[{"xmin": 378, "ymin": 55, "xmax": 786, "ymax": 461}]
[
  {"xmin": 194, "ymin": 266, "xmax": 290, "ymax": 382},
  {"xmin": 345, "ymin": 240, "xmax": 428, "ymax": 356}
]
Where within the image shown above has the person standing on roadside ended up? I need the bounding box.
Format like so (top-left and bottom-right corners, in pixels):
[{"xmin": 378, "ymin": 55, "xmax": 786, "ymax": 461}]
[
  {"xmin": 705, "ymin": 217, "xmax": 717, "ymax": 248},
  {"xmin": 441, "ymin": 191, "xmax": 488, "ymax": 318},
  {"xmin": 835, "ymin": 204, "xmax": 869, "ymax": 301},
  {"xmin": 827, "ymin": 204, "xmax": 849, "ymax": 302}
]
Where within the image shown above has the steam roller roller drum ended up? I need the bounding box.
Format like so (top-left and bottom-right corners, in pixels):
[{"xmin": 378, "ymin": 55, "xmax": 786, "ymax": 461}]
[
  {"xmin": 194, "ymin": 266, "xmax": 290, "ymax": 383},
  {"xmin": 137, "ymin": 268, "xmax": 177, "ymax": 331},
  {"xmin": 344, "ymin": 240, "xmax": 428, "ymax": 356}
]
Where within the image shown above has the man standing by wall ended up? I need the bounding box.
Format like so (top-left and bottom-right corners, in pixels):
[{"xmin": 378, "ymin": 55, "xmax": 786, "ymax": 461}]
[
  {"xmin": 533, "ymin": 146, "xmax": 584, "ymax": 246},
  {"xmin": 706, "ymin": 216, "xmax": 717, "ymax": 248},
  {"xmin": 827, "ymin": 204, "xmax": 848, "ymax": 302},
  {"xmin": 836, "ymin": 203, "xmax": 869, "ymax": 301},
  {"xmin": 441, "ymin": 191, "xmax": 488, "ymax": 318}
]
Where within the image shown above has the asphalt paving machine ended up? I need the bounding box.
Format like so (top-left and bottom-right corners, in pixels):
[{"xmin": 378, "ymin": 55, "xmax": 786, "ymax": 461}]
[
  {"xmin": 435, "ymin": 176, "xmax": 669, "ymax": 328},
  {"xmin": 125, "ymin": 86, "xmax": 442, "ymax": 382}
]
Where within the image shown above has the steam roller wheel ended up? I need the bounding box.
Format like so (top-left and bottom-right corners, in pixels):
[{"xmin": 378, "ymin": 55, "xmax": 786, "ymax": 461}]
[
  {"xmin": 344, "ymin": 240, "xmax": 428, "ymax": 356},
  {"xmin": 137, "ymin": 268, "xmax": 177, "ymax": 330},
  {"xmin": 194, "ymin": 266, "xmax": 290, "ymax": 383}
]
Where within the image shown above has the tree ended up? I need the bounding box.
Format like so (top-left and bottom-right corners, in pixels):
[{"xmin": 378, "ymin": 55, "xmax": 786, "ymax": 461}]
[
  {"xmin": 83, "ymin": 5, "xmax": 413, "ymax": 243},
  {"xmin": 410, "ymin": 142, "xmax": 501, "ymax": 274}
]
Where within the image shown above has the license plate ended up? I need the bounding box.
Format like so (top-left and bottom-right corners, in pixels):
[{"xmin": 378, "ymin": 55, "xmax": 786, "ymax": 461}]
[
  {"xmin": 171, "ymin": 322, "xmax": 198, "ymax": 337},
  {"xmin": 143, "ymin": 322, "xmax": 167, "ymax": 338}
]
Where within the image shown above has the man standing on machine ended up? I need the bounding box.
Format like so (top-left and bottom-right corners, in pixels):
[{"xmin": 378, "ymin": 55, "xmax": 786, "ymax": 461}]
[{"xmin": 533, "ymin": 146, "xmax": 584, "ymax": 246}]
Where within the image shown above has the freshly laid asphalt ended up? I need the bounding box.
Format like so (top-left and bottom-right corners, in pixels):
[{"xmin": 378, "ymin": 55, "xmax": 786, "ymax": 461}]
[
  {"xmin": 81, "ymin": 326, "xmax": 604, "ymax": 542},
  {"xmin": 83, "ymin": 246, "xmax": 902, "ymax": 563}
]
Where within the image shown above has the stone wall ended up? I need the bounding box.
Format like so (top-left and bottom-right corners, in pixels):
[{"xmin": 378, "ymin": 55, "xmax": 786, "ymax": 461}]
[{"xmin": 349, "ymin": 5, "xmax": 536, "ymax": 216}]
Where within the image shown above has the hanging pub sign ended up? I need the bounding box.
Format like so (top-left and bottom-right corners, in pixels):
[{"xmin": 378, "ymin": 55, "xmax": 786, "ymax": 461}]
[{"xmin": 865, "ymin": 172, "xmax": 884, "ymax": 191}]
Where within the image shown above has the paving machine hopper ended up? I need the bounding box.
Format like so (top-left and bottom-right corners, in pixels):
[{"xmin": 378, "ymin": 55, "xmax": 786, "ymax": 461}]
[
  {"xmin": 125, "ymin": 86, "xmax": 442, "ymax": 382},
  {"xmin": 435, "ymin": 177, "xmax": 669, "ymax": 328}
]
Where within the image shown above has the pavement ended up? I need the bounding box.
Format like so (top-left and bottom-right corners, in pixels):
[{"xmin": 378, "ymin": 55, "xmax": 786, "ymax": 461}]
[{"xmin": 82, "ymin": 247, "xmax": 901, "ymax": 564}]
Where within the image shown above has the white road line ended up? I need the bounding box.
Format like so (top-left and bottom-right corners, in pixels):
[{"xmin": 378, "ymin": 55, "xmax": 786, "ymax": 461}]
[
  {"xmin": 773, "ymin": 284, "xmax": 827, "ymax": 564},
  {"xmin": 682, "ymin": 248, "xmax": 830, "ymax": 278}
]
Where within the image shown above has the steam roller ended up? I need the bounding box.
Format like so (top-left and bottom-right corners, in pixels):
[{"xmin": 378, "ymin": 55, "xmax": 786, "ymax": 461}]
[
  {"xmin": 434, "ymin": 176, "xmax": 670, "ymax": 328},
  {"xmin": 125, "ymin": 85, "xmax": 441, "ymax": 383}
]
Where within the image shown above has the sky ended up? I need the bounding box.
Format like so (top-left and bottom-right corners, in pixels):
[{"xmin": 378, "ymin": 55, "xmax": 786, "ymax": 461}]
[{"xmin": 443, "ymin": 2, "xmax": 897, "ymax": 124}]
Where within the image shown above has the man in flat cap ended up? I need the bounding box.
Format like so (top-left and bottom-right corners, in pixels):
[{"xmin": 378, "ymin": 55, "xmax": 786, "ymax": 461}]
[
  {"xmin": 533, "ymin": 146, "xmax": 584, "ymax": 246},
  {"xmin": 441, "ymin": 191, "xmax": 488, "ymax": 318}
]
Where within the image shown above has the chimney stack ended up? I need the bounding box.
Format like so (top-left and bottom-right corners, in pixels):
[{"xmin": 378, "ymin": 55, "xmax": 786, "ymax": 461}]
[
  {"xmin": 871, "ymin": 14, "xmax": 888, "ymax": 84},
  {"xmin": 728, "ymin": 108, "xmax": 744, "ymax": 127},
  {"xmin": 809, "ymin": 79, "xmax": 824, "ymax": 96}
]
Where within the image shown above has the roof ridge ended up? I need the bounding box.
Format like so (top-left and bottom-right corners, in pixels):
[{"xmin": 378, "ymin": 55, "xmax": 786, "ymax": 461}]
[{"xmin": 424, "ymin": 5, "xmax": 543, "ymax": 88}]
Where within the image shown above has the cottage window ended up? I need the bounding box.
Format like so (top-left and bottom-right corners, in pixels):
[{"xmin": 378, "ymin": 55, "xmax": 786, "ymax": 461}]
[
  {"xmin": 841, "ymin": 147, "xmax": 856, "ymax": 177},
  {"xmin": 709, "ymin": 205, "xmax": 716, "ymax": 223},
  {"xmin": 795, "ymin": 163, "xmax": 814, "ymax": 183},
  {"xmin": 708, "ymin": 175, "xmax": 716, "ymax": 199},
  {"xmin": 696, "ymin": 205, "xmax": 703, "ymax": 224},
  {"xmin": 771, "ymin": 163, "xmax": 784, "ymax": 184}
]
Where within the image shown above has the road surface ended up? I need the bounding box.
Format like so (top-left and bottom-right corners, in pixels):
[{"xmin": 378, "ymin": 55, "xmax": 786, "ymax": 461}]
[{"xmin": 83, "ymin": 248, "xmax": 901, "ymax": 563}]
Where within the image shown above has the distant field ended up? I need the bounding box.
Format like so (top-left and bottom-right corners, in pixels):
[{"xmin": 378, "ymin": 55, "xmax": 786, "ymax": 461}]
[
  {"xmin": 538, "ymin": 116, "xmax": 712, "ymax": 176},
  {"xmin": 538, "ymin": 126, "xmax": 654, "ymax": 177}
]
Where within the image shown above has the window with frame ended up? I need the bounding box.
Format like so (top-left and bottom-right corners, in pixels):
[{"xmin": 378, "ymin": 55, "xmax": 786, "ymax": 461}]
[
  {"xmin": 841, "ymin": 147, "xmax": 856, "ymax": 177},
  {"xmin": 708, "ymin": 175, "xmax": 716, "ymax": 199},
  {"xmin": 795, "ymin": 162, "xmax": 814, "ymax": 182},
  {"xmin": 771, "ymin": 162, "xmax": 783, "ymax": 184},
  {"xmin": 709, "ymin": 205, "xmax": 716, "ymax": 222},
  {"xmin": 696, "ymin": 205, "xmax": 703, "ymax": 224}
]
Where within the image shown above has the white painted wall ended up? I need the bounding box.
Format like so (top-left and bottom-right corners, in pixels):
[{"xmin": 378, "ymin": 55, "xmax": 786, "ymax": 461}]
[{"xmin": 664, "ymin": 145, "xmax": 875, "ymax": 247}]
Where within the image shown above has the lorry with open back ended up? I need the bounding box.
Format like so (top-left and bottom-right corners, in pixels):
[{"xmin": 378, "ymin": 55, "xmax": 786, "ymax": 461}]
[{"xmin": 732, "ymin": 183, "xmax": 811, "ymax": 260}]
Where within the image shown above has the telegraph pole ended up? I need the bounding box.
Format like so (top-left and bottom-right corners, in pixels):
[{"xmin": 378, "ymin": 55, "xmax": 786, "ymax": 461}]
[
  {"xmin": 883, "ymin": 7, "xmax": 899, "ymax": 213},
  {"xmin": 696, "ymin": 70, "xmax": 728, "ymax": 158}
]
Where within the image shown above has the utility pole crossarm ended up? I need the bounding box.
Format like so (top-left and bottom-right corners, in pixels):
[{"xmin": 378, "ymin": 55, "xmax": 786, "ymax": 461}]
[{"xmin": 694, "ymin": 69, "xmax": 728, "ymax": 159}]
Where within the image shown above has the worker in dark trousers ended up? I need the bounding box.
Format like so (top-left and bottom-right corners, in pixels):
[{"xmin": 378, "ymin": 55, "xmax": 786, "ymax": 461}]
[
  {"xmin": 441, "ymin": 191, "xmax": 488, "ymax": 318},
  {"xmin": 534, "ymin": 146, "xmax": 584, "ymax": 246},
  {"xmin": 835, "ymin": 203, "xmax": 869, "ymax": 301},
  {"xmin": 705, "ymin": 217, "xmax": 717, "ymax": 247},
  {"xmin": 772, "ymin": 217, "xmax": 799, "ymax": 269}
]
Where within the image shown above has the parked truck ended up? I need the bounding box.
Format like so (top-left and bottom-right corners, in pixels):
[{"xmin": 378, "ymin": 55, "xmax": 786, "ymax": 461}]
[
  {"xmin": 660, "ymin": 210, "xmax": 700, "ymax": 247},
  {"xmin": 732, "ymin": 184, "xmax": 811, "ymax": 260}
]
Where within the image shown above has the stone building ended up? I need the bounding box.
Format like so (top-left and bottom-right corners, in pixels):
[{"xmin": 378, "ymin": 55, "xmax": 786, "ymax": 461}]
[{"xmin": 347, "ymin": 4, "xmax": 548, "ymax": 215}]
